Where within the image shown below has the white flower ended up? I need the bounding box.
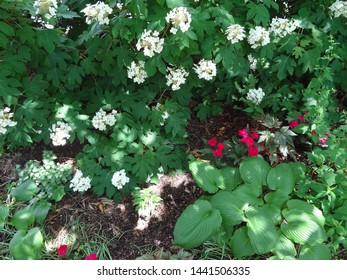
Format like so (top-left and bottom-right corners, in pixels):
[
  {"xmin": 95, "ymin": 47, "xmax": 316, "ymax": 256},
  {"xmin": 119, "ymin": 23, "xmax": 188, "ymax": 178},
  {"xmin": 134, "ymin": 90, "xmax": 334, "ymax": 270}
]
[
  {"xmin": 165, "ymin": 6, "xmax": 192, "ymax": 33},
  {"xmin": 329, "ymin": 1, "xmax": 347, "ymax": 18},
  {"xmin": 193, "ymin": 59, "xmax": 217, "ymax": 81},
  {"xmin": 127, "ymin": 61, "xmax": 148, "ymax": 84},
  {"xmin": 70, "ymin": 170, "xmax": 92, "ymax": 192},
  {"xmin": 92, "ymin": 109, "xmax": 117, "ymax": 131},
  {"xmin": 246, "ymin": 88, "xmax": 265, "ymax": 105},
  {"xmin": 81, "ymin": 1, "xmax": 113, "ymax": 25},
  {"xmin": 225, "ymin": 24, "xmax": 246, "ymax": 44},
  {"xmin": 136, "ymin": 30, "xmax": 164, "ymax": 57},
  {"xmin": 49, "ymin": 121, "xmax": 72, "ymax": 146},
  {"xmin": 33, "ymin": 0, "xmax": 59, "ymax": 19},
  {"xmin": 248, "ymin": 55, "xmax": 257, "ymax": 71},
  {"xmin": 166, "ymin": 66, "xmax": 189, "ymax": 90},
  {"xmin": 270, "ymin": 17, "xmax": 298, "ymax": 38},
  {"xmin": 116, "ymin": 3, "xmax": 123, "ymax": 10},
  {"xmin": 112, "ymin": 169, "xmax": 130, "ymax": 190},
  {"xmin": 0, "ymin": 107, "xmax": 17, "ymax": 134},
  {"xmin": 248, "ymin": 26, "xmax": 270, "ymax": 48}
]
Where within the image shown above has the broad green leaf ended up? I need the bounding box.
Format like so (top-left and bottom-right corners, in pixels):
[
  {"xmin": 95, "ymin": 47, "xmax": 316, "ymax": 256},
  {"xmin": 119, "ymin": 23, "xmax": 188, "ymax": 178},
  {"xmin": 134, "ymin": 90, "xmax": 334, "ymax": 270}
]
[
  {"xmin": 0, "ymin": 204, "xmax": 9, "ymax": 230},
  {"xmin": 232, "ymin": 183, "xmax": 263, "ymax": 206},
  {"xmin": 210, "ymin": 191, "xmax": 246, "ymax": 228},
  {"xmin": 173, "ymin": 200, "xmax": 222, "ymax": 249},
  {"xmin": 37, "ymin": 29, "xmax": 60, "ymax": 53},
  {"xmin": 9, "ymin": 228, "xmax": 43, "ymax": 260},
  {"xmin": 189, "ymin": 161, "xmax": 223, "ymax": 193},
  {"xmin": 266, "ymin": 163, "xmax": 295, "ymax": 194},
  {"xmin": 288, "ymin": 162, "xmax": 306, "ymax": 183},
  {"xmin": 272, "ymin": 233, "xmax": 297, "ymax": 259},
  {"xmin": 272, "ymin": 55, "xmax": 297, "ymax": 80},
  {"xmin": 286, "ymin": 200, "xmax": 325, "ymax": 227},
  {"xmin": 11, "ymin": 180, "xmax": 39, "ymax": 201},
  {"xmin": 264, "ymin": 190, "xmax": 290, "ymax": 208},
  {"xmin": 230, "ymin": 226, "xmax": 255, "ymax": 258},
  {"xmin": 298, "ymin": 244, "xmax": 331, "ymax": 260},
  {"xmin": 245, "ymin": 206, "xmax": 278, "ymax": 254},
  {"xmin": 239, "ymin": 157, "xmax": 270, "ymax": 187},
  {"xmin": 220, "ymin": 166, "xmax": 242, "ymax": 191},
  {"xmin": 33, "ymin": 202, "xmax": 52, "ymax": 225},
  {"xmin": 51, "ymin": 186, "xmax": 66, "ymax": 202},
  {"xmin": 11, "ymin": 208, "xmax": 35, "ymax": 230},
  {"xmin": 166, "ymin": 0, "xmax": 189, "ymax": 9}
]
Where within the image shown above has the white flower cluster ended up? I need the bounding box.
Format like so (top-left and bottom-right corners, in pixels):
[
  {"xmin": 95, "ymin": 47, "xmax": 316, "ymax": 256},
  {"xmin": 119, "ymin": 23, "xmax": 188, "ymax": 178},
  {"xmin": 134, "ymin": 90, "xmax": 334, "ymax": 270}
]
[
  {"xmin": 248, "ymin": 55, "xmax": 257, "ymax": 71},
  {"xmin": 246, "ymin": 88, "xmax": 265, "ymax": 105},
  {"xmin": 166, "ymin": 66, "xmax": 189, "ymax": 91},
  {"xmin": 248, "ymin": 26, "xmax": 270, "ymax": 48},
  {"xmin": 0, "ymin": 107, "xmax": 17, "ymax": 134},
  {"xmin": 136, "ymin": 30, "xmax": 164, "ymax": 57},
  {"xmin": 127, "ymin": 61, "xmax": 148, "ymax": 84},
  {"xmin": 194, "ymin": 59, "xmax": 217, "ymax": 81},
  {"xmin": 225, "ymin": 24, "xmax": 246, "ymax": 44},
  {"xmin": 92, "ymin": 109, "xmax": 117, "ymax": 131},
  {"xmin": 112, "ymin": 169, "xmax": 130, "ymax": 190},
  {"xmin": 329, "ymin": 1, "xmax": 347, "ymax": 18},
  {"xmin": 70, "ymin": 169, "xmax": 92, "ymax": 192},
  {"xmin": 33, "ymin": 0, "xmax": 59, "ymax": 19},
  {"xmin": 81, "ymin": 1, "xmax": 113, "ymax": 25},
  {"xmin": 116, "ymin": 3, "xmax": 123, "ymax": 10},
  {"xmin": 49, "ymin": 121, "xmax": 72, "ymax": 146},
  {"xmin": 165, "ymin": 6, "xmax": 192, "ymax": 34},
  {"xmin": 270, "ymin": 17, "xmax": 298, "ymax": 38}
]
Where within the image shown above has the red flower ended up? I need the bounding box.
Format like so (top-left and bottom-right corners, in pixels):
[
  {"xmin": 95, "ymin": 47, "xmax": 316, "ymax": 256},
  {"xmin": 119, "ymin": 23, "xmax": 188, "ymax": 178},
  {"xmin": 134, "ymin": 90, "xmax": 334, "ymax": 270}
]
[
  {"xmin": 212, "ymin": 149, "xmax": 223, "ymax": 157},
  {"xmin": 217, "ymin": 142, "xmax": 225, "ymax": 151},
  {"xmin": 311, "ymin": 130, "xmax": 317, "ymax": 135},
  {"xmin": 297, "ymin": 116, "xmax": 304, "ymax": 121},
  {"xmin": 324, "ymin": 133, "xmax": 330, "ymax": 137},
  {"xmin": 251, "ymin": 131, "xmax": 259, "ymax": 139},
  {"xmin": 247, "ymin": 146, "xmax": 259, "ymax": 157},
  {"xmin": 289, "ymin": 120, "xmax": 299, "ymax": 129},
  {"xmin": 238, "ymin": 128, "xmax": 248, "ymax": 138},
  {"xmin": 303, "ymin": 111, "xmax": 308, "ymax": 115},
  {"xmin": 207, "ymin": 137, "xmax": 217, "ymax": 147},
  {"xmin": 241, "ymin": 136, "xmax": 254, "ymax": 147},
  {"xmin": 319, "ymin": 137, "xmax": 328, "ymax": 146},
  {"xmin": 84, "ymin": 253, "xmax": 97, "ymax": 260},
  {"xmin": 57, "ymin": 245, "xmax": 68, "ymax": 256}
]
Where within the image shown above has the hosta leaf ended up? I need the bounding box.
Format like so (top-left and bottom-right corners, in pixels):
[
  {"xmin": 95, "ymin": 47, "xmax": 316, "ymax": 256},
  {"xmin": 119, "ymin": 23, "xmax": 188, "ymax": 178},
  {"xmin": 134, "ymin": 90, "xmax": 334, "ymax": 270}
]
[
  {"xmin": 9, "ymin": 228, "xmax": 43, "ymax": 260},
  {"xmin": 266, "ymin": 163, "xmax": 295, "ymax": 194},
  {"xmin": 299, "ymin": 244, "xmax": 331, "ymax": 260},
  {"xmin": 33, "ymin": 202, "xmax": 52, "ymax": 225},
  {"xmin": 286, "ymin": 200, "xmax": 325, "ymax": 227},
  {"xmin": 173, "ymin": 200, "xmax": 222, "ymax": 249},
  {"xmin": 272, "ymin": 233, "xmax": 297, "ymax": 259},
  {"xmin": 264, "ymin": 190, "xmax": 290, "ymax": 208},
  {"xmin": 230, "ymin": 226, "xmax": 255, "ymax": 258},
  {"xmin": 220, "ymin": 166, "xmax": 242, "ymax": 191},
  {"xmin": 11, "ymin": 208, "xmax": 35, "ymax": 230},
  {"xmin": 239, "ymin": 157, "xmax": 270, "ymax": 187},
  {"xmin": 189, "ymin": 161, "xmax": 223, "ymax": 193},
  {"xmin": 0, "ymin": 204, "xmax": 9, "ymax": 230},
  {"xmin": 288, "ymin": 162, "xmax": 306, "ymax": 183},
  {"xmin": 232, "ymin": 183, "xmax": 263, "ymax": 206},
  {"xmin": 210, "ymin": 191, "xmax": 246, "ymax": 228},
  {"xmin": 11, "ymin": 180, "xmax": 39, "ymax": 201},
  {"xmin": 245, "ymin": 206, "xmax": 278, "ymax": 254}
]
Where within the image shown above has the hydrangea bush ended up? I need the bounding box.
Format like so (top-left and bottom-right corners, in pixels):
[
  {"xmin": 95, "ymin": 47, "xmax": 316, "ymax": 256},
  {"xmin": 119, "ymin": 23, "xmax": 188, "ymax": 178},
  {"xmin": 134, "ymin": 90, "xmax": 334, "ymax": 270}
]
[{"xmin": 1, "ymin": 0, "xmax": 346, "ymax": 205}]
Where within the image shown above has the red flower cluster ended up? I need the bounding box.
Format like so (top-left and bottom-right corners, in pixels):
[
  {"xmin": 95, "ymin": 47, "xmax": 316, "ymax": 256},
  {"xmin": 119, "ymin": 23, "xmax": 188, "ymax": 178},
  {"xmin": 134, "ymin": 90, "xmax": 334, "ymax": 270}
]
[
  {"xmin": 85, "ymin": 253, "xmax": 97, "ymax": 260},
  {"xmin": 238, "ymin": 128, "xmax": 259, "ymax": 157},
  {"xmin": 289, "ymin": 112, "xmax": 307, "ymax": 129},
  {"xmin": 207, "ymin": 137, "xmax": 225, "ymax": 157},
  {"xmin": 57, "ymin": 245, "xmax": 68, "ymax": 256}
]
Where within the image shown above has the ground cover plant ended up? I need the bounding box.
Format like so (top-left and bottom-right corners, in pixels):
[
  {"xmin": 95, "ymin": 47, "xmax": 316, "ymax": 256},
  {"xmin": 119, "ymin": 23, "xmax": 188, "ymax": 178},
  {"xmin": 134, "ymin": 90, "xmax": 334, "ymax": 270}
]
[{"xmin": 0, "ymin": 0, "xmax": 346, "ymax": 260}]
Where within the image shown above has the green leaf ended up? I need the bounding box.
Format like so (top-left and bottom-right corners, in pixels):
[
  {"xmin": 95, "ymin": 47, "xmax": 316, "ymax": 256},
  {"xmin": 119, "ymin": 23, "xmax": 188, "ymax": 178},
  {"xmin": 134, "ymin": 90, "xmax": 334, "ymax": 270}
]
[
  {"xmin": 11, "ymin": 180, "xmax": 39, "ymax": 201},
  {"xmin": 230, "ymin": 226, "xmax": 255, "ymax": 258},
  {"xmin": 272, "ymin": 55, "xmax": 297, "ymax": 80},
  {"xmin": 298, "ymin": 244, "xmax": 331, "ymax": 260},
  {"xmin": 173, "ymin": 200, "xmax": 222, "ymax": 248},
  {"xmin": 166, "ymin": 0, "xmax": 189, "ymax": 8},
  {"xmin": 0, "ymin": 21, "xmax": 14, "ymax": 36},
  {"xmin": 11, "ymin": 208, "xmax": 35, "ymax": 230},
  {"xmin": 245, "ymin": 206, "xmax": 278, "ymax": 254},
  {"xmin": 264, "ymin": 190, "xmax": 290, "ymax": 208},
  {"xmin": 189, "ymin": 161, "xmax": 223, "ymax": 193},
  {"xmin": 288, "ymin": 162, "xmax": 306, "ymax": 183},
  {"xmin": 239, "ymin": 157, "xmax": 270, "ymax": 187},
  {"xmin": 33, "ymin": 202, "xmax": 52, "ymax": 225},
  {"xmin": 266, "ymin": 163, "xmax": 295, "ymax": 194},
  {"xmin": 247, "ymin": 3, "xmax": 270, "ymax": 25},
  {"xmin": 0, "ymin": 204, "xmax": 9, "ymax": 230},
  {"xmin": 272, "ymin": 233, "xmax": 297, "ymax": 259},
  {"xmin": 286, "ymin": 200, "xmax": 325, "ymax": 227},
  {"xmin": 37, "ymin": 29, "xmax": 60, "ymax": 53},
  {"xmin": 232, "ymin": 183, "xmax": 263, "ymax": 206},
  {"xmin": 210, "ymin": 191, "xmax": 246, "ymax": 228},
  {"xmin": 9, "ymin": 228, "xmax": 43, "ymax": 260},
  {"xmin": 220, "ymin": 166, "xmax": 242, "ymax": 191},
  {"xmin": 51, "ymin": 186, "xmax": 66, "ymax": 202}
]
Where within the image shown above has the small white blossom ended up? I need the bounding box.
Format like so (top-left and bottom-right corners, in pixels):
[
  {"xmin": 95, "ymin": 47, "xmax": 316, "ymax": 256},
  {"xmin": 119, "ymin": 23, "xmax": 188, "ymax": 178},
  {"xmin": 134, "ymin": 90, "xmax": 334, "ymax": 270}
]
[
  {"xmin": 116, "ymin": 3, "xmax": 123, "ymax": 10},
  {"xmin": 329, "ymin": 1, "xmax": 347, "ymax": 18},
  {"xmin": 248, "ymin": 26, "xmax": 270, "ymax": 48},
  {"xmin": 92, "ymin": 109, "xmax": 117, "ymax": 131},
  {"xmin": 246, "ymin": 88, "xmax": 265, "ymax": 105},
  {"xmin": 33, "ymin": 0, "xmax": 59, "ymax": 19},
  {"xmin": 166, "ymin": 6, "xmax": 192, "ymax": 33},
  {"xmin": 193, "ymin": 59, "xmax": 217, "ymax": 81},
  {"xmin": 127, "ymin": 61, "xmax": 148, "ymax": 84},
  {"xmin": 225, "ymin": 24, "xmax": 246, "ymax": 44},
  {"xmin": 81, "ymin": 1, "xmax": 113, "ymax": 25},
  {"xmin": 248, "ymin": 55, "xmax": 257, "ymax": 71},
  {"xmin": 166, "ymin": 66, "xmax": 189, "ymax": 90},
  {"xmin": 70, "ymin": 169, "xmax": 92, "ymax": 192},
  {"xmin": 0, "ymin": 107, "xmax": 17, "ymax": 134},
  {"xmin": 49, "ymin": 121, "xmax": 72, "ymax": 146},
  {"xmin": 112, "ymin": 169, "xmax": 130, "ymax": 190},
  {"xmin": 136, "ymin": 30, "xmax": 164, "ymax": 57},
  {"xmin": 270, "ymin": 17, "xmax": 298, "ymax": 38}
]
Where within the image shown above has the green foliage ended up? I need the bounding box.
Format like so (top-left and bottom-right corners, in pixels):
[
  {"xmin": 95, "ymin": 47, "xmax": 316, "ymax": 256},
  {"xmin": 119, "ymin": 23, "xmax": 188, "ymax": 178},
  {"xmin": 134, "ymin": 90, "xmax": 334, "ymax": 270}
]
[{"xmin": 132, "ymin": 186, "xmax": 162, "ymax": 218}]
